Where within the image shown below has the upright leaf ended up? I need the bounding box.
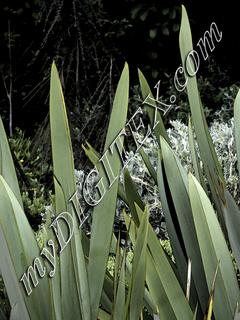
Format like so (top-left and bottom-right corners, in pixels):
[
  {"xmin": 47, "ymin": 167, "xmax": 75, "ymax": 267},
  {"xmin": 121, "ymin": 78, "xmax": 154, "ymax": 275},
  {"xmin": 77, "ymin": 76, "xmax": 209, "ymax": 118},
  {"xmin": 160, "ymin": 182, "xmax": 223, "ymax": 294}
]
[
  {"xmin": 234, "ymin": 88, "xmax": 240, "ymax": 176},
  {"xmin": 113, "ymin": 255, "xmax": 126, "ymax": 320},
  {"xmin": 138, "ymin": 69, "xmax": 170, "ymax": 145},
  {"xmin": 88, "ymin": 63, "xmax": 129, "ymax": 319},
  {"xmin": 0, "ymin": 176, "xmax": 51, "ymax": 320},
  {"xmin": 161, "ymin": 136, "xmax": 209, "ymax": 313},
  {"xmin": 129, "ymin": 209, "xmax": 148, "ymax": 320},
  {"xmin": 124, "ymin": 205, "xmax": 193, "ymax": 320},
  {"xmin": 0, "ymin": 118, "xmax": 23, "ymax": 207},
  {"xmin": 188, "ymin": 117, "xmax": 207, "ymax": 192},
  {"xmin": 50, "ymin": 62, "xmax": 90, "ymax": 319},
  {"xmin": 179, "ymin": 5, "xmax": 226, "ymax": 229},
  {"xmin": 189, "ymin": 174, "xmax": 240, "ymax": 320}
]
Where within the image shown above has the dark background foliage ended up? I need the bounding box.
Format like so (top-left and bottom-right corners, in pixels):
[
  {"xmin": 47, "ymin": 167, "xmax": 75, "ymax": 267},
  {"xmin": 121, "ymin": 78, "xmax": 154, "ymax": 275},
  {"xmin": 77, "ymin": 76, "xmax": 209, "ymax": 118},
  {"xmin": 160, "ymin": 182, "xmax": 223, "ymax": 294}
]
[{"xmin": 0, "ymin": 0, "xmax": 238, "ymax": 166}]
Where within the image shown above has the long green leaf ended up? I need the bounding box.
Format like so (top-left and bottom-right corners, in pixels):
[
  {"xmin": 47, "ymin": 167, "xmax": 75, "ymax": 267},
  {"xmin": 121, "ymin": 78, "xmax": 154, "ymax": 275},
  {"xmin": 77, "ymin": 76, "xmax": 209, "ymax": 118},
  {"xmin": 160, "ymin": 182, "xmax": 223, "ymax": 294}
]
[
  {"xmin": 179, "ymin": 5, "xmax": 226, "ymax": 230},
  {"xmin": 129, "ymin": 208, "xmax": 148, "ymax": 320},
  {"xmin": 0, "ymin": 118, "xmax": 23, "ymax": 207},
  {"xmin": 138, "ymin": 69, "xmax": 170, "ymax": 145},
  {"xmin": 222, "ymin": 190, "xmax": 240, "ymax": 271},
  {"xmin": 0, "ymin": 175, "xmax": 51, "ymax": 319},
  {"xmin": 189, "ymin": 174, "xmax": 240, "ymax": 320},
  {"xmin": 139, "ymin": 147, "xmax": 157, "ymax": 183},
  {"xmin": 188, "ymin": 117, "xmax": 207, "ymax": 192},
  {"xmin": 161, "ymin": 136, "xmax": 209, "ymax": 312},
  {"xmin": 234, "ymin": 89, "xmax": 240, "ymax": 178},
  {"xmin": 113, "ymin": 255, "xmax": 126, "ymax": 320},
  {"xmin": 88, "ymin": 63, "xmax": 129, "ymax": 319},
  {"xmin": 157, "ymin": 151, "xmax": 188, "ymax": 289},
  {"xmin": 50, "ymin": 62, "xmax": 90, "ymax": 319},
  {"xmin": 124, "ymin": 205, "xmax": 193, "ymax": 320}
]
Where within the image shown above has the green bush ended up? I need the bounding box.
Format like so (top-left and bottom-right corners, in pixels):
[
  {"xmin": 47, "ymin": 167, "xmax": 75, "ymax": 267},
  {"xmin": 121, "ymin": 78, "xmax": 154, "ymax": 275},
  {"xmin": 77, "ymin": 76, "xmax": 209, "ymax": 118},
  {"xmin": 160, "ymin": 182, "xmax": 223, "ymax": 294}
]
[{"xmin": 8, "ymin": 128, "xmax": 52, "ymax": 227}]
